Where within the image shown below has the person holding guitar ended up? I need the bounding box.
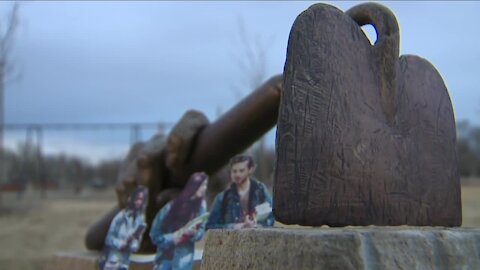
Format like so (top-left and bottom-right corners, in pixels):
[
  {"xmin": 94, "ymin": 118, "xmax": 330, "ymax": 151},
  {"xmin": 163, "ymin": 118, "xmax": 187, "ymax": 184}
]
[
  {"xmin": 101, "ymin": 186, "xmax": 148, "ymax": 270},
  {"xmin": 150, "ymin": 172, "xmax": 208, "ymax": 270},
  {"xmin": 206, "ymin": 155, "xmax": 274, "ymax": 230}
]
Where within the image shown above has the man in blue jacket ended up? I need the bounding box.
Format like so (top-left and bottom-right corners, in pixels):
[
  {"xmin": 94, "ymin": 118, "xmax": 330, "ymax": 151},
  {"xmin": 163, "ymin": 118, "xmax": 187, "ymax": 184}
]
[{"xmin": 206, "ymin": 155, "xmax": 274, "ymax": 229}]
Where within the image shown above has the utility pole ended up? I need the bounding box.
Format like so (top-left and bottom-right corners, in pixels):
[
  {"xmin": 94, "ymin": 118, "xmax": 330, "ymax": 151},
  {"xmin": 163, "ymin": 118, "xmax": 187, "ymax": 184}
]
[
  {"xmin": 0, "ymin": 3, "xmax": 19, "ymax": 185},
  {"xmin": 0, "ymin": 63, "xmax": 4, "ymax": 183}
]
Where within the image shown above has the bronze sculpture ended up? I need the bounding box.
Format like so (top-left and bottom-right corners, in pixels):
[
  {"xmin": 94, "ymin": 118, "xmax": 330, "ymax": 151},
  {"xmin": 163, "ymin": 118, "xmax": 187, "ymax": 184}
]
[
  {"xmin": 274, "ymin": 2, "xmax": 461, "ymax": 226},
  {"xmin": 87, "ymin": 3, "xmax": 462, "ymax": 254},
  {"xmin": 85, "ymin": 75, "xmax": 282, "ymax": 252}
]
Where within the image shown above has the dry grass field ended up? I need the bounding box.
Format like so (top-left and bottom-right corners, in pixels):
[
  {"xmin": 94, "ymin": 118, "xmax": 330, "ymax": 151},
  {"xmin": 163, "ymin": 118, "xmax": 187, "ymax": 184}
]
[
  {"xmin": 459, "ymin": 182, "xmax": 480, "ymax": 227},
  {"xmin": 0, "ymin": 188, "xmax": 115, "ymax": 270},
  {"xmin": 0, "ymin": 183, "xmax": 479, "ymax": 270}
]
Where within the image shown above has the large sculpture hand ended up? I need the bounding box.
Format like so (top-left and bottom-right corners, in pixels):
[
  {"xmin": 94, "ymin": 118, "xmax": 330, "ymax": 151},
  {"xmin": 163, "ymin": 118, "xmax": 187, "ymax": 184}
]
[{"xmin": 85, "ymin": 75, "xmax": 283, "ymax": 252}]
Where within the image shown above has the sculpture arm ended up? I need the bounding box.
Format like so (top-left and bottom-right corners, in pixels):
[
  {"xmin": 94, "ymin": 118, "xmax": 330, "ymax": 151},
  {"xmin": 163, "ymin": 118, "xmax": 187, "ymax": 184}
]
[{"xmin": 85, "ymin": 74, "xmax": 282, "ymax": 251}]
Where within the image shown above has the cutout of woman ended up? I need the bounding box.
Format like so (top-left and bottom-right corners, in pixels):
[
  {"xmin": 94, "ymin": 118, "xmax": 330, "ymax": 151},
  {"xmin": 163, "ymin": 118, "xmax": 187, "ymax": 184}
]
[
  {"xmin": 101, "ymin": 186, "xmax": 148, "ymax": 270},
  {"xmin": 150, "ymin": 172, "xmax": 209, "ymax": 270}
]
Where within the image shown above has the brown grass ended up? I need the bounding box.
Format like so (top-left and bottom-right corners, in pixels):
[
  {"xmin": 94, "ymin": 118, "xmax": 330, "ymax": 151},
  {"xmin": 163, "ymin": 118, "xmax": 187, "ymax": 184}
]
[
  {"xmin": 0, "ymin": 189, "xmax": 115, "ymax": 270},
  {"xmin": 459, "ymin": 182, "xmax": 480, "ymax": 227},
  {"xmin": 0, "ymin": 183, "xmax": 479, "ymax": 270}
]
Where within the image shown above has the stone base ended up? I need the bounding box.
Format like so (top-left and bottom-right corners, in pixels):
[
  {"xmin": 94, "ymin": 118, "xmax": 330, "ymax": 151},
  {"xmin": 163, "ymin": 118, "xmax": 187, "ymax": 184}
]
[
  {"xmin": 47, "ymin": 251, "xmax": 201, "ymax": 270},
  {"xmin": 201, "ymin": 227, "xmax": 480, "ymax": 269}
]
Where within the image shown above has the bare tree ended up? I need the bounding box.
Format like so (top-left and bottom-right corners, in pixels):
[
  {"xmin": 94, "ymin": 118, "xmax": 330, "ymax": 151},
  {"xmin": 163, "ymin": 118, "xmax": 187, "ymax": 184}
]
[
  {"xmin": 230, "ymin": 16, "xmax": 274, "ymax": 98},
  {"xmin": 229, "ymin": 16, "xmax": 276, "ymax": 186},
  {"xmin": 0, "ymin": 2, "xmax": 19, "ymax": 185}
]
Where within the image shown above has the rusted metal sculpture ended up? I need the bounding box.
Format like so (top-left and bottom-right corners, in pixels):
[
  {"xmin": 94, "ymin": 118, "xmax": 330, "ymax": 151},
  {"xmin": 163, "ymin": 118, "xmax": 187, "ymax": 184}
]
[
  {"xmin": 85, "ymin": 75, "xmax": 282, "ymax": 252},
  {"xmin": 274, "ymin": 3, "xmax": 461, "ymax": 226}
]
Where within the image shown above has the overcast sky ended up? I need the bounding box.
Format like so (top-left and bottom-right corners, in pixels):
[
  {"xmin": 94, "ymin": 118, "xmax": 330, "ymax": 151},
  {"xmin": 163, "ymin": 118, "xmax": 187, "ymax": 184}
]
[{"xmin": 3, "ymin": 1, "xmax": 479, "ymax": 163}]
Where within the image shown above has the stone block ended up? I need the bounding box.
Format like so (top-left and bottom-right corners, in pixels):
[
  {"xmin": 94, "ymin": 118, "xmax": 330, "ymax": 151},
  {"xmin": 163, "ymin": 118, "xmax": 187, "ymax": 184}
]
[{"xmin": 201, "ymin": 228, "xmax": 480, "ymax": 269}]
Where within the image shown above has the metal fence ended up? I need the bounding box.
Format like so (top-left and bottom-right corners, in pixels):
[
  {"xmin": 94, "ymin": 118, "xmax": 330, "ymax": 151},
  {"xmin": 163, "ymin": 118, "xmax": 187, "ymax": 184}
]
[{"xmin": 0, "ymin": 122, "xmax": 175, "ymax": 193}]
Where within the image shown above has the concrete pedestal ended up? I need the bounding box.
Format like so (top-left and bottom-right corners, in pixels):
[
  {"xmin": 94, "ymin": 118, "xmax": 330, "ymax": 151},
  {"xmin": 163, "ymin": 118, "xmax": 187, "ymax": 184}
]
[{"xmin": 201, "ymin": 227, "xmax": 480, "ymax": 270}]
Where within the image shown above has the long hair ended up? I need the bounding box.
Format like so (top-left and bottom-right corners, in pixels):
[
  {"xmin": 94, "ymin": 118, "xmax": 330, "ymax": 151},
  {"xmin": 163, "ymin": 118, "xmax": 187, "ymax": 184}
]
[
  {"xmin": 161, "ymin": 172, "xmax": 208, "ymax": 233},
  {"xmin": 127, "ymin": 186, "xmax": 149, "ymax": 216}
]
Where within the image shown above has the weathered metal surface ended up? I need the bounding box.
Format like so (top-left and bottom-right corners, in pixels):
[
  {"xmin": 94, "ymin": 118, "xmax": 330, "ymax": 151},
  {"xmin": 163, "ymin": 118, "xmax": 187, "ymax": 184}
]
[{"xmin": 274, "ymin": 3, "xmax": 461, "ymax": 226}]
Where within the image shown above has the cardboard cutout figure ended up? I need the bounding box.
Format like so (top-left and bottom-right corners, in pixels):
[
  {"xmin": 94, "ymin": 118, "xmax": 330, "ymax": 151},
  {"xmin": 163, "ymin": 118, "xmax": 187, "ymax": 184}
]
[
  {"xmin": 150, "ymin": 172, "xmax": 209, "ymax": 270},
  {"xmin": 100, "ymin": 186, "xmax": 149, "ymax": 270},
  {"xmin": 206, "ymin": 155, "xmax": 274, "ymax": 230}
]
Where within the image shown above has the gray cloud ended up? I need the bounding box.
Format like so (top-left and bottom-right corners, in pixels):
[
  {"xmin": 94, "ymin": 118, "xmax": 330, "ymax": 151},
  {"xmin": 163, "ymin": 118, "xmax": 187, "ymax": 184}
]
[{"xmin": 3, "ymin": 1, "xmax": 479, "ymax": 162}]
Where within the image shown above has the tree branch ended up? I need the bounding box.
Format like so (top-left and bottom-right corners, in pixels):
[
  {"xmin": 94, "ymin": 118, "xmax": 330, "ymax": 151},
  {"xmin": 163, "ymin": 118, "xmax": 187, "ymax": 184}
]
[{"xmin": 0, "ymin": 2, "xmax": 19, "ymax": 56}]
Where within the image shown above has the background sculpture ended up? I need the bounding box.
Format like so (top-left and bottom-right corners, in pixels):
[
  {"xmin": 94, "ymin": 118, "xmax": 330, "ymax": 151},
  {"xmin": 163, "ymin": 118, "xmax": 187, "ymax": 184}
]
[
  {"xmin": 86, "ymin": 75, "xmax": 282, "ymax": 252},
  {"xmin": 274, "ymin": 2, "xmax": 461, "ymax": 226}
]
